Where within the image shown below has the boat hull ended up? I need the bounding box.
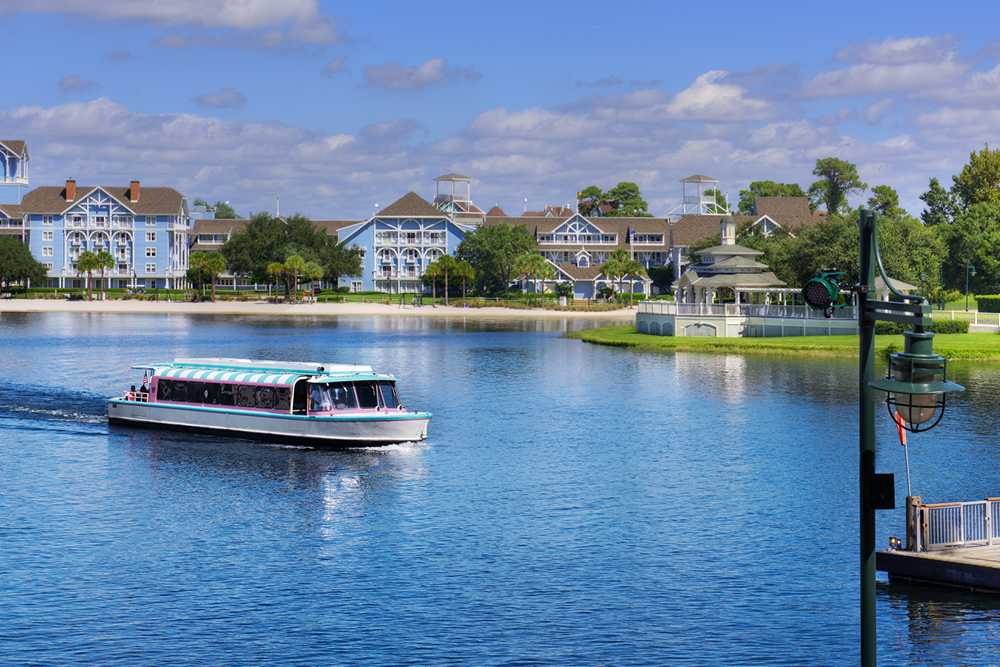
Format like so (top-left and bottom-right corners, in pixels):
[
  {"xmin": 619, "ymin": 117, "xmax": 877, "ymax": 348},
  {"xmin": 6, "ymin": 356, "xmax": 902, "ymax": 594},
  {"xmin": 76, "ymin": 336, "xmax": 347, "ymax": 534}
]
[{"xmin": 108, "ymin": 399, "xmax": 431, "ymax": 447}]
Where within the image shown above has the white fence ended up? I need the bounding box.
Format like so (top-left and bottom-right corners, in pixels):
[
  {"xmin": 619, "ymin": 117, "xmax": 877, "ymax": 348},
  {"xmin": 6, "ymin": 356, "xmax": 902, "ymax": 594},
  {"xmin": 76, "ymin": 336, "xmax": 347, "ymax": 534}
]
[
  {"xmin": 638, "ymin": 301, "xmax": 857, "ymax": 320},
  {"xmin": 913, "ymin": 499, "xmax": 1000, "ymax": 551},
  {"xmin": 933, "ymin": 310, "xmax": 1000, "ymax": 326}
]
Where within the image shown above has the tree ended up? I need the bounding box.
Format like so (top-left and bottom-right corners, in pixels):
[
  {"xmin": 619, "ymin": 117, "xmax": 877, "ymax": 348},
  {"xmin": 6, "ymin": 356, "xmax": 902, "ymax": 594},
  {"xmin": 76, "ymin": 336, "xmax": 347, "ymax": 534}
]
[
  {"xmin": 951, "ymin": 143, "xmax": 1000, "ymax": 211},
  {"xmin": 514, "ymin": 253, "xmax": 553, "ymax": 307},
  {"xmin": 623, "ymin": 258, "xmax": 648, "ymax": 306},
  {"xmin": 76, "ymin": 251, "xmax": 102, "ymax": 301},
  {"xmin": 453, "ymin": 260, "xmax": 475, "ymax": 301},
  {"xmin": 704, "ymin": 189, "xmax": 730, "ymax": 214},
  {"xmin": 0, "ymin": 237, "xmax": 48, "ymax": 291},
  {"xmin": 423, "ymin": 262, "xmax": 441, "ymax": 306},
  {"xmin": 455, "ymin": 222, "xmax": 537, "ymax": 294},
  {"xmin": 646, "ymin": 265, "xmax": 674, "ymax": 295},
  {"xmin": 577, "ymin": 185, "xmax": 606, "ymax": 216},
  {"xmin": 212, "ymin": 201, "xmax": 240, "ymax": 219},
  {"xmin": 284, "ymin": 255, "xmax": 305, "ymax": 303},
  {"xmin": 867, "ymin": 185, "xmax": 900, "ymax": 217},
  {"xmin": 920, "ymin": 177, "xmax": 958, "ymax": 226},
  {"xmin": 606, "ymin": 182, "xmax": 652, "ymax": 217},
  {"xmin": 202, "ymin": 252, "xmax": 228, "ymax": 302},
  {"xmin": 267, "ymin": 262, "xmax": 285, "ymax": 297},
  {"xmin": 938, "ymin": 203, "xmax": 1000, "ymax": 294},
  {"xmin": 736, "ymin": 181, "xmax": 808, "ymax": 215},
  {"xmin": 94, "ymin": 250, "xmax": 114, "ymax": 300},
  {"xmin": 222, "ymin": 213, "xmax": 287, "ymax": 284},
  {"xmin": 189, "ymin": 251, "xmax": 208, "ymax": 297},
  {"xmin": 437, "ymin": 254, "xmax": 456, "ymax": 306},
  {"xmin": 809, "ymin": 157, "xmax": 867, "ymax": 215}
]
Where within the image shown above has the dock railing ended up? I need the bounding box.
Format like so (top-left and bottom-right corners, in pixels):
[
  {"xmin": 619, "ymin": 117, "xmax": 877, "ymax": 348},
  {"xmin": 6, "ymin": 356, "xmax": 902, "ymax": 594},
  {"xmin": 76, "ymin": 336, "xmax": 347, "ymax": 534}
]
[
  {"xmin": 638, "ymin": 301, "xmax": 858, "ymax": 320},
  {"xmin": 913, "ymin": 499, "xmax": 1000, "ymax": 551}
]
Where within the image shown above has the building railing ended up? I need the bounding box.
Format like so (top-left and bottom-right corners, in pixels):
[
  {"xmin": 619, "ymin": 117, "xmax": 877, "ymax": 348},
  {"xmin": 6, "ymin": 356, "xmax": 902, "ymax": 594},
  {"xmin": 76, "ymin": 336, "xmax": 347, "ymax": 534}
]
[
  {"xmin": 638, "ymin": 301, "xmax": 858, "ymax": 320},
  {"xmin": 1, "ymin": 176, "xmax": 29, "ymax": 185},
  {"xmin": 912, "ymin": 499, "xmax": 1000, "ymax": 551}
]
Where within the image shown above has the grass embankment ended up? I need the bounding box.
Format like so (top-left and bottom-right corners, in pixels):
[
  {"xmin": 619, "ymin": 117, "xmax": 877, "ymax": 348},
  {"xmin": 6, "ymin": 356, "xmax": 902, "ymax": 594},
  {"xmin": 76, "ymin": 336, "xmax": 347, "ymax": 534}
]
[{"xmin": 568, "ymin": 325, "xmax": 1000, "ymax": 361}]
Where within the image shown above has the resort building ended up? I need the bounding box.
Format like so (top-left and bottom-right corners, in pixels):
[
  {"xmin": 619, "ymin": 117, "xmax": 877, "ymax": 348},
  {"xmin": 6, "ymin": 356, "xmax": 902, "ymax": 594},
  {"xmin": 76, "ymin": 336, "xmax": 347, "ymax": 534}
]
[
  {"xmin": 334, "ymin": 191, "xmax": 475, "ymax": 293},
  {"xmin": 20, "ymin": 179, "xmax": 191, "ymax": 289},
  {"xmin": 0, "ymin": 140, "xmax": 30, "ymax": 206}
]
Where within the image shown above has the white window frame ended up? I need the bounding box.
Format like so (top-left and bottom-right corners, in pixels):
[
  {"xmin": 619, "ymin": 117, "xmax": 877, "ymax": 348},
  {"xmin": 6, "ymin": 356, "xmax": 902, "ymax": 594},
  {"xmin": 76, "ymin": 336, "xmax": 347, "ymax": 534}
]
[
  {"xmin": 146, "ymin": 232, "xmax": 156, "ymax": 242},
  {"xmin": 42, "ymin": 246, "xmax": 53, "ymax": 257},
  {"xmin": 42, "ymin": 231, "xmax": 53, "ymax": 241},
  {"xmin": 41, "ymin": 215, "xmax": 53, "ymax": 226},
  {"xmin": 145, "ymin": 263, "xmax": 157, "ymax": 274},
  {"xmin": 44, "ymin": 262, "xmax": 53, "ymax": 271},
  {"xmin": 146, "ymin": 247, "xmax": 156, "ymax": 257},
  {"xmin": 145, "ymin": 216, "xmax": 157, "ymax": 226}
]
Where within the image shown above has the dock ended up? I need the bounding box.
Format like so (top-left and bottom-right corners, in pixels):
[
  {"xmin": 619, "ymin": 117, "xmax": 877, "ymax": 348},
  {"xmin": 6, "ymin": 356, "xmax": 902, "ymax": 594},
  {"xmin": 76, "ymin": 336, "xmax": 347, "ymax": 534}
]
[
  {"xmin": 877, "ymin": 497, "xmax": 1000, "ymax": 593},
  {"xmin": 878, "ymin": 546, "xmax": 1000, "ymax": 593}
]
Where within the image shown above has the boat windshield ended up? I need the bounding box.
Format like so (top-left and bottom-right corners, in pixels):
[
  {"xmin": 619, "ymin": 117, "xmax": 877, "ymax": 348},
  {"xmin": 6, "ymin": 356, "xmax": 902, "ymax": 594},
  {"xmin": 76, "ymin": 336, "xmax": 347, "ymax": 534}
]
[{"xmin": 308, "ymin": 380, "xmax": 400, "ymax": 413}]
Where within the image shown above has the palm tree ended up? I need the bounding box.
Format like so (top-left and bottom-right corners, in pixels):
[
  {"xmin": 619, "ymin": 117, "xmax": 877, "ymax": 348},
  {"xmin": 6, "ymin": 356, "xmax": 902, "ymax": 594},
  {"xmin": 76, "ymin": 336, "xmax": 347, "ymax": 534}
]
[
  {"xmin": 600, "ymin": 257, "xmax": 624, "ymax": 300},
  {"xmin": 267, "ymin": 262, "xmax": 285, "ymax": 299},
  {"xmin": 189, "ymin": 252, "xmax": 208, "ymax": 298},
  {"xmin": 607, "ymin": 248, "xmax": 632, "ymax": 300},
  {"xmin": 303, "ymin": 261, "xmax": 324, "ymax": 300},
  {"xmin": 76, "ymin": 250, "xmax": 100, "ymax": 301},
  {"xmin": 437, "ymin": 254, "xmax": 456, "ymax": 306},
  {"xmin": 423, "ymin": 261, "xmax": 442, "ymax": 307},
  {"xmin": 284, "ymin": 255, "xmax": 305, "ymax": 303},
  {"xmin": 513, "ymin": 253, "xmax": 535, "ymax": 305},
  {"xmin": 623, "ymin": 258, "xmax": 648, "ymax": 307},
  {"xmin": 95, "ymin": 250, "xmax": 114, "ymax": 300},
  {"xmin": 203, "ymin": 252, "xmax": 228, "ymax": 302},
  {"xmin": 454, "ymin": 260, "xmax": 475, "ymax": 301}
]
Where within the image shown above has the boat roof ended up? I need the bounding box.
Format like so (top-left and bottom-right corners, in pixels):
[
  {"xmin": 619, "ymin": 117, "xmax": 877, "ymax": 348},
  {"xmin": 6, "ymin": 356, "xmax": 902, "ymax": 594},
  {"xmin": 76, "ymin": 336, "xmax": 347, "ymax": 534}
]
[{"xmin": 133, "ymin": 358, "xmax": 393, "ymax": 384}]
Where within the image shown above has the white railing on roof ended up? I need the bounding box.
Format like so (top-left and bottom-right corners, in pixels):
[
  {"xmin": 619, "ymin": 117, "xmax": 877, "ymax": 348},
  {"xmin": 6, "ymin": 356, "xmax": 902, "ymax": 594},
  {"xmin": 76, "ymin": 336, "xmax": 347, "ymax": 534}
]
[
  {"xmin": 638, "ymin": 301, "xmax": 858, "ymax": 320},
  {"xmin": 913, "ymin": 499, "xmax": 1000, "ymax": 551}
]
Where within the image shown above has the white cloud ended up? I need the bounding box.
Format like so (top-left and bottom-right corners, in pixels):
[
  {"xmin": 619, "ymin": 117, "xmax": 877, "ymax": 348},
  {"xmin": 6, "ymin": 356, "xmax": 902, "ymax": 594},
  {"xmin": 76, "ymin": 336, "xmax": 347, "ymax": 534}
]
[
  {"xmin": 322, "ymin": 55, "xmax": 348, "ymax": 77},
  {"xmin": 834, "ymin": 35, "xmax": 961, "ymax": 64},
  {"xmin": 862, "ymin": 98, "xmax": 896, "ymax": 125},
  {"xmin": 1, "ymin": 0, "xmax": 343, "ymax": 47},
  {"xmin": 360, "ymin": 118, "xmax": 419, "ymax": 141},
  {"xmin": 362, "ymin": 58, "xmax": 482, "ymax": 91},
  {"xmin": 60, "ymin": 75, "xmax": 97, "ymax": 92},
  {"xmin": 194, "ymin": 87, "xmax": 248, "ymax": 108},
  {"xmin": 801, "ymin": 60, "xmax": 968, "ymax": 98}
]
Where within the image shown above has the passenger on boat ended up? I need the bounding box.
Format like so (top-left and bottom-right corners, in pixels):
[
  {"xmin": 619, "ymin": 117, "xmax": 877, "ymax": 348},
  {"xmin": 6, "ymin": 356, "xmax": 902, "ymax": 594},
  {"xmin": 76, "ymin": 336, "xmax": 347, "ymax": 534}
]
[
  {"xmin": 128, "ymin": 385, "xmax": 136, "ymax": 401},
  {"xmin": 310, "ymin": 385, "xmax": 333, "ymax": 412}
]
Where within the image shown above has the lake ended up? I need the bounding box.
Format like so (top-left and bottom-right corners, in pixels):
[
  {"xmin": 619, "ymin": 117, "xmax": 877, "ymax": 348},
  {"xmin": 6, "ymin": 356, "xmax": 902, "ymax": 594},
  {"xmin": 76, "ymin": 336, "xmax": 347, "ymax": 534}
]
[{"xmin": 2, "ymin": 311, "xmax": 1000, "ymax": 666}]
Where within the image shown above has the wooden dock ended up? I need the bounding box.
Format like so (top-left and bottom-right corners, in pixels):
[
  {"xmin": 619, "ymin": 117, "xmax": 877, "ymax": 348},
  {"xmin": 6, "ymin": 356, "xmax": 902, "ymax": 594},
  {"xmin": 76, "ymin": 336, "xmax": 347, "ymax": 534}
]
[{"xmin": 878, "ymin": 546, "xmax": 1000, "ymax": 593}]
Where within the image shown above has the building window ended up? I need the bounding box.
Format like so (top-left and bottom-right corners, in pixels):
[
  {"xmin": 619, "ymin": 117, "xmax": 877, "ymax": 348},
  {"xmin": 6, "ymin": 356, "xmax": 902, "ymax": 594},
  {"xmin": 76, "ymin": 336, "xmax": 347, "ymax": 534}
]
[
  {"xmin": 118, "ymin": 264, "xmax": 129, "ymax": 273},
  {"xmin": 145, "ymin": 263, "xmax": 156, "ymax": 274},
  {"xmin": 42, "ymin": 246, "xmax": 53, "ymax": 257},
  {"xmin": 145, "ymin": 216, "xmax": 156, "ymax": 226},
  {"xmin": 71, "ymin": 215, "xmax": 84, "ymax": 227},
  {"xmin": 146, "ymin": 247, "xmax": 156, "ymax": 257},
  {"xmin": 94, "ymin": 216, "xmax": 107, "ymax": 228},
  {"xmin": 146, "ymin": 232, "xmax": 156, "ymax": 242},
  {"xmin": 42, "ymin": 215, "xmax": 53, "ymax": 226},
  {"xmin": 113, "ymin": 215, "xmax": 132, "ymax": 228},
  {"xmin": 44, "ymin": 263, "xmax": 53, "ymax": 271},
  {"xmin": 42, "ymin": 231, "xmax": 53, "ymax": 241}
]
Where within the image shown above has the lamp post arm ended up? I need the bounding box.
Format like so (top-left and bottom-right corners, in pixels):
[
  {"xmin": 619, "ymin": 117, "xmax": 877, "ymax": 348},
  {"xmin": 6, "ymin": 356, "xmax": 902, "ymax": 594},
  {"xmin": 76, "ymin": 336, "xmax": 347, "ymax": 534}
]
[{"xmin": 870, "ymin": 211, "xmax": 928, "ymax": 306}]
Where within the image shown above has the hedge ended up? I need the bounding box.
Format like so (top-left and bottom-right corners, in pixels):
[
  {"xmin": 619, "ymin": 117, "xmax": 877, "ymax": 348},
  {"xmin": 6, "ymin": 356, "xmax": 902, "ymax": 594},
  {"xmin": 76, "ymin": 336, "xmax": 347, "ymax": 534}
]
[
  {"xmin": 976, "ymin": 295, "xmax": 1000, "ymax": 313},
  {"xmin": 874, "ymin": 320, "xmax": 970, "ymax": 335}
]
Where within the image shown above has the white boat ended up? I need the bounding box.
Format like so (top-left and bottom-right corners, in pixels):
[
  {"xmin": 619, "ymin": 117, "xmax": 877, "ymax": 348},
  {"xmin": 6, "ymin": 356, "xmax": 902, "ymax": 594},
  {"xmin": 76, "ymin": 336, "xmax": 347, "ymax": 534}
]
[{"xmin": 108, "ymin": 358, "xmax": 432, "ymax": 446}]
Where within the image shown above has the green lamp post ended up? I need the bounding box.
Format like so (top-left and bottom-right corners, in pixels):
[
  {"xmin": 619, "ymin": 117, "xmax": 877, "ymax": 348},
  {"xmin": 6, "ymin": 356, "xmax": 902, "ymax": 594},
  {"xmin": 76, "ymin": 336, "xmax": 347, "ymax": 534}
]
[{"xmin": 804, "ymin": 209, "xmax": 964, "ymax": 666}]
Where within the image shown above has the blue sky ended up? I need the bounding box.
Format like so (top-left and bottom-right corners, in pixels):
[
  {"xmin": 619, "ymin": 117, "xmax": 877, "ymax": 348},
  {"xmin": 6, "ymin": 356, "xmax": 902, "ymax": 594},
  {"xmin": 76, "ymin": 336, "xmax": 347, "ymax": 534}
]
[{"xmin": 3, "ymin": 0, "xmax": 999, "ymax": 220}]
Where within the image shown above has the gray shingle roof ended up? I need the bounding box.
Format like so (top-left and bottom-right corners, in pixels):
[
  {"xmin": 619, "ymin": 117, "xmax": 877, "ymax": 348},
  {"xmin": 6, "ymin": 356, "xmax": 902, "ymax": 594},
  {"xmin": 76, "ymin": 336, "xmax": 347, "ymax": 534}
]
[
  {"xmin": 0, "ymin": 140, "xmax": 28, "ymax": 157},
  {"xmin": 20, "ymin": 185, "xmax": 185, "ymax": 215},
  {"xmin": 378, "ymin": 192, "xmax": 443, "ymax": 218}
]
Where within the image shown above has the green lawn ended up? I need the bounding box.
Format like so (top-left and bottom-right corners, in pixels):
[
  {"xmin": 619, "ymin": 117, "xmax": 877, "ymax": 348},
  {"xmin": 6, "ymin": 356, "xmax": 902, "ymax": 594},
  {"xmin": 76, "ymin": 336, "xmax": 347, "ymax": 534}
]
[{"xmin": 568, "ymin": 325, "xmax": 1000, "ymax": 361}]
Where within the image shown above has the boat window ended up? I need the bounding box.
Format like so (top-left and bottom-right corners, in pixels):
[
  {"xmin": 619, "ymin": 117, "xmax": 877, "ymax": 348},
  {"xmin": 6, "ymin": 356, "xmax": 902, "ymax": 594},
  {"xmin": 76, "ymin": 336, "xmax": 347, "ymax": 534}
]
[
  {"xmin": 237, "ymin": 385, "xmax": 254, "ymax": 407},
  {"xmin": 172, "ymin": 381, "xmax": 189, "ymax": 402},
  {"xmin": 309, "ymin": 385, "xmax": 333, "ymax": 413},
  {"xmin": 220, "ymin": 384, "xmax": 235, "ymax": 406},
  {"xmin": 275, "ymin": 387, "xmax": 291, "ymax": 411},
  {"xmin": 356, "ymin": 382, "xmax": 379, "ymax": 409},
  {"xmin": 378, "ymin": 381, "xmax": 398, "ymax": 409},
  {"xmin": 187, "ymin": 382, "xmax": 204, "ymax": 403},
  {"xmin": 255, "ymin": 386, "xmax": 274, "ymax": 410},
  {"xmin": 292, "ymin": 381, "xmax": 307, "ymax": 414},
  {"xmin": 156, "ymin": 380, "xmax": 171, "ymax": 401},
  {"xmin": 203, "ymin": 383, "xmax": 220, "ymax": 405},
  {"xmin": 328, "ymin": 383, "xmax": 357, "ymax": 410}
]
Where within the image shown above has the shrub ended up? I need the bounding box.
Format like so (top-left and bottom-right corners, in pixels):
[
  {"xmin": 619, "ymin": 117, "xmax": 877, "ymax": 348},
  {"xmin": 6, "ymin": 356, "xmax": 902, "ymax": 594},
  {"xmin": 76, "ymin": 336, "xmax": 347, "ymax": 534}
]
[
  {"xmin": 977, "ymin": 295, "xmax": 1000, "ymax": 313},
  {"xmin": 874, "ymin": 320, "xmax": 970, "ymax": 335},
  {"xmin": 336, "ymin": 286, "xmax": 351, "ymax": 293}
]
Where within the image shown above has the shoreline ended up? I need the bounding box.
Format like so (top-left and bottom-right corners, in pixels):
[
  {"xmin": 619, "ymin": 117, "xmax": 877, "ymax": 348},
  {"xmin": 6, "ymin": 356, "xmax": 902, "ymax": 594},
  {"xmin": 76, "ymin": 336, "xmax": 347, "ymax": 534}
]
[{"xmin": 0, "ymin": 298, "xmax": 638, "ymax": 320}]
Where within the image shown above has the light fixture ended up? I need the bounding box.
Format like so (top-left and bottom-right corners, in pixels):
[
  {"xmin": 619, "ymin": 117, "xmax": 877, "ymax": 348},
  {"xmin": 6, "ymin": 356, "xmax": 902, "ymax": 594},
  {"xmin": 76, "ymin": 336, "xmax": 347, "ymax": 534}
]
[
  {"xmin": 869, "ymin": 326, "xmax": 964, "ymax": 433},
  {"xmin": 802, "ymin": 269, "xmax": 848, "ymax": 317}
]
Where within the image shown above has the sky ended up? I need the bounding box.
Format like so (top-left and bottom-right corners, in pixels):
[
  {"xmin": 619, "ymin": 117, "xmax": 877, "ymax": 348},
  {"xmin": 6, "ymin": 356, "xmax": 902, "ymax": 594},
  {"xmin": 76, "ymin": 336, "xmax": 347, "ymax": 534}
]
[{"xmin": 2, "ymin": 0, "xmax": 1000, "ymax": 220}]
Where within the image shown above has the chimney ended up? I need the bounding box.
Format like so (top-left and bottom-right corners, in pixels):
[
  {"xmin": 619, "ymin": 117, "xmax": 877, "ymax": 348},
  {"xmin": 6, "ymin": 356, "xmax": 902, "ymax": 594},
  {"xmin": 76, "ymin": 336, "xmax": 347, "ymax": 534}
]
[
  {"xmin": 66, "ymin": 179, "xmax": 76, "ymax": 202},
  {"xmin": 130, "ymin": 180, "xmax": 140, "ymax": 203}
]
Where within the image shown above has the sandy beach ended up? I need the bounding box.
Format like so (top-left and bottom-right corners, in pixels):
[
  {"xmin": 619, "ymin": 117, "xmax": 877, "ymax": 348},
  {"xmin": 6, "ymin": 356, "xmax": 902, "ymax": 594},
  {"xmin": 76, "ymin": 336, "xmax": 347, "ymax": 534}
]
[{"xmin": 0, "ymin": 297, "xmax": 637, "ymax": 320}]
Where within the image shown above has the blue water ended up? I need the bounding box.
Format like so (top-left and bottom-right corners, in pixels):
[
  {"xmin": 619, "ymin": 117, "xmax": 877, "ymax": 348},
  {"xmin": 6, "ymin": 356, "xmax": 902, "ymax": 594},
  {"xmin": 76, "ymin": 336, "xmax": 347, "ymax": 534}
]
[{"xmin": 3, "ymin": 312, "xmax": 1000, "ymax": 666}]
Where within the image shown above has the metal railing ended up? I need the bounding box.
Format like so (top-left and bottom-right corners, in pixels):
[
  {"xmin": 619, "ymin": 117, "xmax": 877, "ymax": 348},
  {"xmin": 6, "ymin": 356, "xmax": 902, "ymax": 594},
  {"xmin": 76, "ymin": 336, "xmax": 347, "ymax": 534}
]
[
  {"xmin": 913, "ymin": 499, "xmax": 1000, "ymax": 551},
  {"xmin": 638, "ymin": 301, "xmax": 858, "ymax": 320}
]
